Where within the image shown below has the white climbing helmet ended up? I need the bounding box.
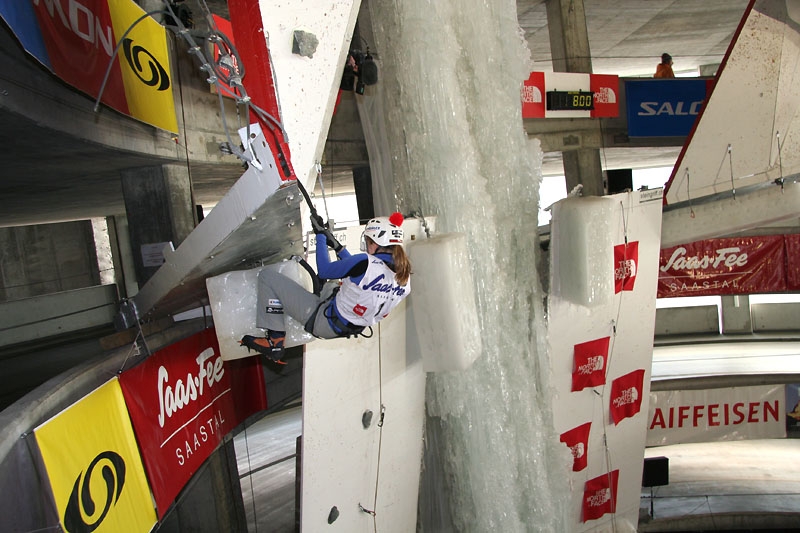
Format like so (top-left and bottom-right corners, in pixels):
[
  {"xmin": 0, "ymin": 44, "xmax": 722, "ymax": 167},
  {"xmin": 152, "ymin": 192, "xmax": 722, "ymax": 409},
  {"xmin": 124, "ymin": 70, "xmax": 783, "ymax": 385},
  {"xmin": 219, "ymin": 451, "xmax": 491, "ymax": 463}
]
[{"xmin": 360, "ymin": 212, "xmax": 404, "ymax": 250}]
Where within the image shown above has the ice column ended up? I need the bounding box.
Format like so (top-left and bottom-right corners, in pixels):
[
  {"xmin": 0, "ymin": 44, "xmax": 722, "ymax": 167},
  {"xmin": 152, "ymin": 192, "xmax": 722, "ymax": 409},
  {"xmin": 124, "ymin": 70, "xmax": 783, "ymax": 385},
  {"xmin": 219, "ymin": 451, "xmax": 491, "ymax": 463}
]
[{"xmin": 368, "ymin": 0, "xmax": 571, "ymax": 530}]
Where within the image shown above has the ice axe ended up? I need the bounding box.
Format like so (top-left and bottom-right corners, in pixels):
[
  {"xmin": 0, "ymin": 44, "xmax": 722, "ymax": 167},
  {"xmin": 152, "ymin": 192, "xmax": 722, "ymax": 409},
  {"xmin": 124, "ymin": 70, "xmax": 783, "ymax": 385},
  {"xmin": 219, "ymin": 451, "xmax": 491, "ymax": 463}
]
[{"xmin": 294, "ymin": 177, "xmax": 344, "ymax": 254}]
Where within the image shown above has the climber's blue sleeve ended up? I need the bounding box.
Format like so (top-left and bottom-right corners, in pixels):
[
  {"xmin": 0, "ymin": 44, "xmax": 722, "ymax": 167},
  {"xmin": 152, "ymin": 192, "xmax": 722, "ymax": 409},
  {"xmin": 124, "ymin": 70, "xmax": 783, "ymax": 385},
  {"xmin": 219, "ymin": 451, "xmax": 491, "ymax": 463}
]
[{"xmin": 316, "ymin": 233, "xmax": 368, "ymax": 279}]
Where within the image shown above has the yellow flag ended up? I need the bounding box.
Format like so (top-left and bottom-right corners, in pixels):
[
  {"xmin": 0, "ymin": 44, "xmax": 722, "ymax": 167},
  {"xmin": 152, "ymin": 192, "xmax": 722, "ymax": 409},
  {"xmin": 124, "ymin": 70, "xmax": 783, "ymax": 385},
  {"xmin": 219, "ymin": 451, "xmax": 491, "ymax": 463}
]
[
  {"xmin": 108, "ymin": 0, "xmax": 178, "ymax": 133},
  {"xmin": 35, "ymin": 378, "xmax": 156, "ymax": 533}
]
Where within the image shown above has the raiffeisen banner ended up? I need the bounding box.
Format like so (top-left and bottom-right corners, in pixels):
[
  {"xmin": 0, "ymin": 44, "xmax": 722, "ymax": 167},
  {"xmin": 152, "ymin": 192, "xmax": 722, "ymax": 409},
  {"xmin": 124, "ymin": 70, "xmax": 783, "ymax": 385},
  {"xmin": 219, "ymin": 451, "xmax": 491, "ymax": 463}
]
[
  {"xmin": 625, "ymin": 78, "xmax": 712, "ymax": 137},
  {"xmin": 119, "ymin": 328, "xmax": 266, "ymax": 518},
  {"xmin": 0, "ymin": 0, "xmax": 178, "ymax": 132},
  {"xmin": 647, "ymin": 385, "xmax": 786, "ymax": 446}
]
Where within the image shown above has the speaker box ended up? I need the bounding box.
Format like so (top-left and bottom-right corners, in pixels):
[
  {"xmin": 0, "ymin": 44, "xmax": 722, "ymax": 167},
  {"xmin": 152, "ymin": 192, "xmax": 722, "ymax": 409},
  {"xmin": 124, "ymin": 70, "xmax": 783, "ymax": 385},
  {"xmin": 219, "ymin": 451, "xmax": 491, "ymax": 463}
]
[
  {"xmin": 642, "ymin": 456, "xmax": 669, "ymax": 487},
  {"xmin": 607, "ymin": 168, "xmax": 633, "ymax": 194},
  {"xmin": 352, "ymin": 166, "xmax": 374, "ymax": 224}
]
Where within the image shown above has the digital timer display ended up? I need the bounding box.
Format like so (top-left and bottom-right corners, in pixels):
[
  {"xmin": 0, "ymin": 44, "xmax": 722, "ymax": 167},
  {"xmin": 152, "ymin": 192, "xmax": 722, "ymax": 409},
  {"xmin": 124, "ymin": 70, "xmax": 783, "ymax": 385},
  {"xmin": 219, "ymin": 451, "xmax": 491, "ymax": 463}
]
[{"xmin": 546, "ymin": 90, "xmax": 595, "ymax": 111}]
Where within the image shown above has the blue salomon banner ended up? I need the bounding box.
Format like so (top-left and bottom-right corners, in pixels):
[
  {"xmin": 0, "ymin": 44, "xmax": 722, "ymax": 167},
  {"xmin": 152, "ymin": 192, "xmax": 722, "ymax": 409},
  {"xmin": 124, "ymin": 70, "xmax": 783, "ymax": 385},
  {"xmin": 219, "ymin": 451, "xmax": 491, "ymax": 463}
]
[
  {"xmin": 0, "ymin": 1, "xmax": 50, "ymax": 67},
  {"xmin": 625, "ymin": 79, "xmax": 711, "ymax": 137}
]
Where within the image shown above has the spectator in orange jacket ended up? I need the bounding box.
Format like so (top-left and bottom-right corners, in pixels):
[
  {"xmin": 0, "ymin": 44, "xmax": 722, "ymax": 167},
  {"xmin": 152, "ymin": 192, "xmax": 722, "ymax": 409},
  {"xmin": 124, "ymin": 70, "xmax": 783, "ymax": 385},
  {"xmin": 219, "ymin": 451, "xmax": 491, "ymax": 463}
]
[{"xmin": 654, "ymin": 53, "xmax": 675, "ymax": 78}]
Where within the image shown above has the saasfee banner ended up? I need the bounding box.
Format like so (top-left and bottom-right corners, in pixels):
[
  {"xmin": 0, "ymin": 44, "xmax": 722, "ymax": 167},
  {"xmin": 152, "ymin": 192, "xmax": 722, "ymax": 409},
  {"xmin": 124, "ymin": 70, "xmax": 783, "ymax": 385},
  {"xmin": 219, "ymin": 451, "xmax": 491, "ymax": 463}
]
[
  {"xmin": 119, "ymin": 328, "xmax": 266, "ymax": 517},
  {"xmin": 658, "ymin": 235, "xmax": 786, "ymax": 297},
  {"xmin": 786, "ymin": 234, "xmax": 800, "ymax": 291},
  {"xmin": 647, "ymin": 384, "xmax": 785, "ymax": 446},
  {"xmin": 0, "ymin": 0, "xmax": 178, "ymax": 132},
  {"xmin": 34, "ymin": 378, "xmax": 157, "ymax": 533}
]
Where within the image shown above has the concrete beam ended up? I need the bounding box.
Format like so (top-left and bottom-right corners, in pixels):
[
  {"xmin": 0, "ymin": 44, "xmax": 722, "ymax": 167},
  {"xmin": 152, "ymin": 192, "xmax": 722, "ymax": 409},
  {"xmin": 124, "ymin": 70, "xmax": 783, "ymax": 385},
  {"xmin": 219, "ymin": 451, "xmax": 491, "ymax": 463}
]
[
  {"xmin": 661, "ymin": 180, "xmax": 800, "ymax": 247},
  {"xmin": 0, "ymin": 285, "xmax": 118, "ymax": 347},
  {"xmin": 655, "ymin": 306, "xmax": 720, "ymax": 336},
  {"xmin": 752, "ymin": 302, "xmax": 800, "ymax": 332},
  {"xmin": 0, "ymin": 26, "xmax": 241, "ymax": 168},
  {"xmin": 721, "ymin": 294, "xmax": 752, "ymax": 334}
]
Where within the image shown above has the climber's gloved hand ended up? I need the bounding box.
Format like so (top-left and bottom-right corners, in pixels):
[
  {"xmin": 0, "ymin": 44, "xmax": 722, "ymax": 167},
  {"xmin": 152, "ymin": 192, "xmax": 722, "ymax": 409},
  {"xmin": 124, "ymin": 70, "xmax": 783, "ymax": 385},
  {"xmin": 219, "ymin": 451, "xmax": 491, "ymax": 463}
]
[
  {"xmin": 310, "ymin": 213, "xmax": 326, "ymax": 234},
  {"xmin": 324, "ymin": 230, "xmax": 344, "ymax": 253}
]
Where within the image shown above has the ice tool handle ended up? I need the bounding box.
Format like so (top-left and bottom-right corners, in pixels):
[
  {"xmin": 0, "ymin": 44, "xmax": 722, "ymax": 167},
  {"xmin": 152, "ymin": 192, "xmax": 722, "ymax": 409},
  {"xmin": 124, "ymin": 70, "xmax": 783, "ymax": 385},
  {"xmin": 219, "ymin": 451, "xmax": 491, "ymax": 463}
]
[{"xmin": 295, "ymin": 178, "xmax": 343, "ymax": 253}]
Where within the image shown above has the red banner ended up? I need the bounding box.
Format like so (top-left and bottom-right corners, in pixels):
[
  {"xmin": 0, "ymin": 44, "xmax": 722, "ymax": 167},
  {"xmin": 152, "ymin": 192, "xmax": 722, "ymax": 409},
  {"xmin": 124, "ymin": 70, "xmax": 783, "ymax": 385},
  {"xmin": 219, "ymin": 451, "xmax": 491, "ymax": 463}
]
[
  {"xmin": 582, "ymin": 470, "xmax": 619, "ymax": 522},
  {"xmin": 658, "ymin": 235, "xmax": 786, "ymax": 297},
  {"xmin": 560, "ymin": 422, "xmax": 591, "ymax": 472},
  {"xmin": 786, "ymin": 234, "xmax": 800, "ymax": 291},
  {"xmin": 610, "ymin": 369, "xmax": 644, "ymax": 425},
  {"xmin": 572, "ymin": 337, "xmax": 609, "ymax": 392},
  {"xmin": 119, "ymin": 328, "xmax": 266, "ymax": 518},
  {"xmin": 614, "ymin": 241, "xmax": 639, "ymax": 293},
  {"xmin": 521, "ymin": 72, "xmax": 545, "ymax": 118},
  {"xmin": 589, "ymin": 74, "xmax": 620, "ymax": 118},
  {"xmin": 31, "ymin": 0, "xmax": 127, "ymax": 113}
]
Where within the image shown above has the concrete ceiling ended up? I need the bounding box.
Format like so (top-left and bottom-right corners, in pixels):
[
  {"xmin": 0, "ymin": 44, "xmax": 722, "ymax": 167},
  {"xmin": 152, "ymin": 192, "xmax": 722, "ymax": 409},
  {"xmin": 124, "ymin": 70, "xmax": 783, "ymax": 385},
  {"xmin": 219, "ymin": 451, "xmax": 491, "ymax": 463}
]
[
  {"xmin": 0, "ymin": 0, "xmax": 752, "ymax": 227},
  {"xmin": 518, "ymin": 0, "xmax": 749, "ymax": 77}
]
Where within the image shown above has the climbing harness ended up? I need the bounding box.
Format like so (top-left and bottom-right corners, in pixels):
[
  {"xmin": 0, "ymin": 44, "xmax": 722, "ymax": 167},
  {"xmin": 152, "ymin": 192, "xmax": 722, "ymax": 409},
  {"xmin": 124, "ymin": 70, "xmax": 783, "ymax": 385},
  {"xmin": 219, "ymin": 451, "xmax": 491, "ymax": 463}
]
[
  {"xmin": 323, "ymin": 298, "xmax": 367, "ymax": 338},
  {"xmin": 301, "ymin": 287, "xmax": 371, "ymax": 339}
]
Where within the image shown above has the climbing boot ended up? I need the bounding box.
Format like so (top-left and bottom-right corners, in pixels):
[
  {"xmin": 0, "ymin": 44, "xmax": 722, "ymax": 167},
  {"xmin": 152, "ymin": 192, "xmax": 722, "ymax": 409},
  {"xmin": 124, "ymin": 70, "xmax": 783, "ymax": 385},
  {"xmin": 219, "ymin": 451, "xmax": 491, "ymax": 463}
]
[{"xmin": 240, "ymin": 330, "xmax": 286, "ymax": 364}]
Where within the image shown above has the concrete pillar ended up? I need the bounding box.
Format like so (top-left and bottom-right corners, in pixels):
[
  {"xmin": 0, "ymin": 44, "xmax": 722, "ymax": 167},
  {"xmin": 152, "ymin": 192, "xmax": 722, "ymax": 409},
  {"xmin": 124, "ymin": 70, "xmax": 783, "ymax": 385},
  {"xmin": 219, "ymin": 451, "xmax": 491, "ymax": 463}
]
[
  {"xmin": 546, "ymin": 0, "xmax": 593, "ymax": 73},
  {"xmin": 545, "ymin": 0, "xmax": 605, "ymax": 196},
  {"xmin": 721, "ymin": 294, "xmax": 753, "ymax": 334},
  {"xmin": 106, "ymin": 215, "xmax": 140, "ymax": 299},
  {"xmin": 562, "ymin": 149, "xmax": 605, "ymax": 197},
  {"xmin": 120, "ymin": 164, "xmax": 196, "ymax": 286}
]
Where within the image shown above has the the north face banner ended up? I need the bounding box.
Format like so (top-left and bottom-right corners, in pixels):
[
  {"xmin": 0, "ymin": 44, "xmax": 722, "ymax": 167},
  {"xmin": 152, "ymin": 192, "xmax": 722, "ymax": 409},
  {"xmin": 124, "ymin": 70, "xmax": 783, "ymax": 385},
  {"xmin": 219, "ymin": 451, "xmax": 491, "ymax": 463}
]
[
  {"xmin": 614, "ymin": 241, "xmax": 639, "ymax": 293},
  {"xmin": 589, "ymin": 74, "xmax": 620, "ymax": 118},
  {"xmin": 610, "ymin": 369, "xmax": 645, "ymax": 425},
  {"xmin": 582, "ymin": 470, "xmax": 619, "ymax": 522},
  {"xmin": 559, "ymin": 422, "xmax": 591, "ymax": 472},
  {"xmin": 521, "ymin": 71, "xmax": 545, "ymax": 118},
  {"xmin": 572, "ymin": 336, "xmax": 610, "ymax": 391}
]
